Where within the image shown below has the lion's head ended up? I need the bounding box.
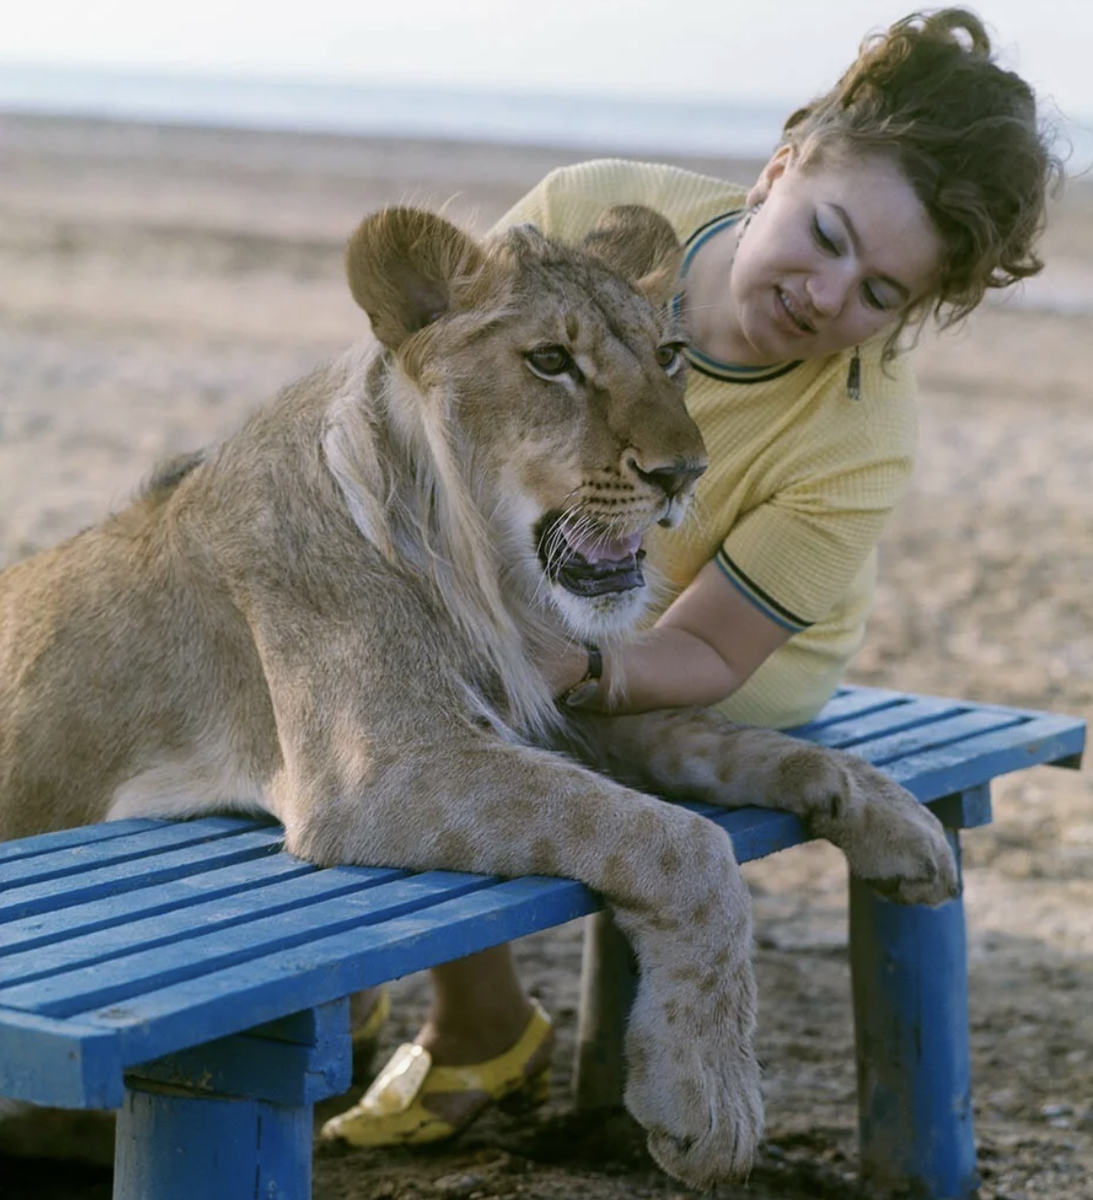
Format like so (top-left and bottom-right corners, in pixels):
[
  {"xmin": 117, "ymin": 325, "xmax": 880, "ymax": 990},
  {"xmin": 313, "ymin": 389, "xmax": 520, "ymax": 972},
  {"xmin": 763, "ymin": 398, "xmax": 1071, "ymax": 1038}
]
[{"xmin": 333, "ymin": 203, "xmax": 706, "ymax": 656}]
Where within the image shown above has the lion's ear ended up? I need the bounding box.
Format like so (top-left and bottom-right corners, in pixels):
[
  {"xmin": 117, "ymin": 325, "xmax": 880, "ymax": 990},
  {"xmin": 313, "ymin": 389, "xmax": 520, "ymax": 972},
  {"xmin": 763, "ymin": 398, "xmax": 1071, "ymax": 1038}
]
[
  {"xmin": 346, "ymin": 207, "xmax": 485, "ymax": 349},
  {"xmin": 580, "ymin": 205, "xmax": 683, "ymax": 307}
]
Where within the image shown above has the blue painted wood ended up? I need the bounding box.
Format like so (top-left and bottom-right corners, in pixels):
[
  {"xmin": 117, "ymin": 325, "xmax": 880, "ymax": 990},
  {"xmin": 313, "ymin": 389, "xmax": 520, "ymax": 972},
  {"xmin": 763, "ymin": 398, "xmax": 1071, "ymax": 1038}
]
[
  {"xmin": 930, "ymin": 783, "xmax": 993, "ymax": 830},
  {"xmin": 883, "ymin": 713, "xmax": 1085, "ymax": 800},
  {"xmin": 0, "ymin": 818, "xmax": 166, "ymax": 865},
  {"xmin": 72, "ymin": 876, "xmax": 593, "ymax": 1072},
  {"xmin": 704, "ymin": 805, "xmax": 810, "ymax": 860},
  {"xmin": 247, "ymin": 997, "xmax": 350, "ymax": 1047},
  {"xmin": 129, "ymin": 999, "xmax": 352, "ymax": 1106},
  {"xmin": 0, "ymin": 1006, "xmax": 124, "ymax": 1108},
  {"xmin": 0, "ymin": 822, "xmax": 282, "ymax": 921},
  {"xmin": 792, "ymin": 686, "xmax": 910, "ymax": 730},
  {"xmin": 0, "ymin": 852, "xmax": 317, "ymax": 956},
  {"xmin": 0, "ymin": 871, "xmax": 498, "ymax": 1016},
  {"xmin": 0, "ymin": 688, "xmax": 1081, "ymax": 1048},
  {"xmin": 0, "ymin": 863, "xmax": 407, "ymax": 986},
  {"xmin": 0, "ymin": 816, "xmax": 271, "ymax": 889},
  {"xmin": 850, "ymin": 832, "xmax": 979, "ymax": 1199},
  {"xmin": 799, "ymin": 695, "xmax": 976, "ymax": 749},
  {"xmin": 0, "ymin": 684, "xmax": 1083, "ymax": 1200},
  {"xmin": 851, "ymin": 710, "xmax": 1026, "ymax": 767},
  {"xmin": 114, "ymin": 1082, "xmax": 313, "ymax": 1200},
  {"xmin": 811, "ymin": 706, "xmax": 1021, "ymax": 761}
]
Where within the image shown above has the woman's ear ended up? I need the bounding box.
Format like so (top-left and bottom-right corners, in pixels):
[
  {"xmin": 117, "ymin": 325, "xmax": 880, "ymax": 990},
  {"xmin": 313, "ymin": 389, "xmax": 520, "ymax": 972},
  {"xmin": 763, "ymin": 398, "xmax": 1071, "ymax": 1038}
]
[{"xmin": 746, "ymin": 143, "xmax": 797, "ymax": 207}]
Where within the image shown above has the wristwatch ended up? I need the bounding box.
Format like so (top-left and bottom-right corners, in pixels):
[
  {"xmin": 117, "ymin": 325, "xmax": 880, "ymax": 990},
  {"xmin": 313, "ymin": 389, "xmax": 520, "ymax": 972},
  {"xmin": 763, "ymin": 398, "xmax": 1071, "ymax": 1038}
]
[{"xmin": 558, "ymin": 643, "xmax": 604, "ymax": 708}]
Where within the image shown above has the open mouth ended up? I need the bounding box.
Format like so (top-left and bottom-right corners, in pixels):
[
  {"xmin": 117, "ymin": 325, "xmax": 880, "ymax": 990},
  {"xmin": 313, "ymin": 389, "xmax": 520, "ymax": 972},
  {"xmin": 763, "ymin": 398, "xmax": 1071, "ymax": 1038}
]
[{"xmin": 536, "ymin": 514, "xmax": 647, "ymax": 598}]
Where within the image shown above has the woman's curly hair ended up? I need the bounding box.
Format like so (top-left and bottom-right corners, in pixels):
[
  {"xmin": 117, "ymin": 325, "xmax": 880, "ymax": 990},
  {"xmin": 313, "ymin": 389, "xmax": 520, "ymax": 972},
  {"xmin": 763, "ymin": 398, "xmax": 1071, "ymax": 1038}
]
[{"xmin": 782, "ymin": 8, "xmax": 1062, "ymax": 335}]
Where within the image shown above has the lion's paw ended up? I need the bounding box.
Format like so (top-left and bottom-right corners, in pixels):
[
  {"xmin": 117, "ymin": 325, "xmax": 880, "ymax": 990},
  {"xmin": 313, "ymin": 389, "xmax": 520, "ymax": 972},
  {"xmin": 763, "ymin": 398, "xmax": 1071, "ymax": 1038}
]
[
  {"xmin": 622, "ymin": 987, "xmax": 763, "ymax": 1187},
  {"xmin": 855, "ymin": 788, "xmax": 960, "ymax": 907}
]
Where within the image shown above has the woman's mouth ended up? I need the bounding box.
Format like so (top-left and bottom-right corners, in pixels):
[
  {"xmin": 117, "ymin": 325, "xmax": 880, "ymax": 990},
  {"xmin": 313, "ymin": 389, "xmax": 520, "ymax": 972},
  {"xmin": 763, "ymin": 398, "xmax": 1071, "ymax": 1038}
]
[{"xmin": 775, "ymin": 287, "xmax": 816, "ymax": 335}]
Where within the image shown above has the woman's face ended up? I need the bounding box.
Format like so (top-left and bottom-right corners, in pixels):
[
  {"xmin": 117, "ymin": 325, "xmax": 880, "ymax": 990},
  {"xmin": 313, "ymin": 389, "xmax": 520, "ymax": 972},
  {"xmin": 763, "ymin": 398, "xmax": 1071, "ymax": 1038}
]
[{"xmin": 724, "ymin": 145, "xmax": 943, "ymax": 365}]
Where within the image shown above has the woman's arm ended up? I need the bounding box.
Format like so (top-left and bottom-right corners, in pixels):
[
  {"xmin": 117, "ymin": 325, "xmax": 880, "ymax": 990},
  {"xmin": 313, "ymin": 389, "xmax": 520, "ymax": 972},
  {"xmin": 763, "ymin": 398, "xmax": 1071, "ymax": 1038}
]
[{"xmin": 556, "ymin": 558, "xmax": 792, "ymax": 714}]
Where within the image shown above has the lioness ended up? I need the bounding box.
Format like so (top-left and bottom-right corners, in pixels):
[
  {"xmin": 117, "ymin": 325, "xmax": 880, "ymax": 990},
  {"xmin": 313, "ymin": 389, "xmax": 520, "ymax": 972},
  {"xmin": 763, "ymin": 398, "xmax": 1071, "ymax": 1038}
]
[{"xmin": 0, "ymin": 203, "xmax": 956, "ymax": 1187}]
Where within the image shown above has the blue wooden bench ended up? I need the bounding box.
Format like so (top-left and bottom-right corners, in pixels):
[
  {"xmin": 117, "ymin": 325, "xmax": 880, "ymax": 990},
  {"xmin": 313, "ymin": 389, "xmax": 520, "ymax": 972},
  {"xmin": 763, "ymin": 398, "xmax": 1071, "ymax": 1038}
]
[{"xmin": 0, "ymin": 684, "xmax": 1084, "ymax": 1200}]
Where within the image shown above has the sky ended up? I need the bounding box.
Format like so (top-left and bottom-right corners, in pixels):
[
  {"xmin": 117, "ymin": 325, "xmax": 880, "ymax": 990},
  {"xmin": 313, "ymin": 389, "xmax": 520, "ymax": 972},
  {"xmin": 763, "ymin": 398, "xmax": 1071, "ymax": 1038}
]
[{"xmin": 3, "ymin": 0, "xmax": 1091, "ymax": 122}]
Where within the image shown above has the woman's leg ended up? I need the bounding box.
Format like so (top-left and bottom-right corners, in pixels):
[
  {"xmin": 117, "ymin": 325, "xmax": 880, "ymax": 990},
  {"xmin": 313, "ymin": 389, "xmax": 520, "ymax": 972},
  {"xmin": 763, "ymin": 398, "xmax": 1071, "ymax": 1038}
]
[
  {"xmin": 351, "ymin": 944, "xmax": 533, "ymax": 1062},
  {"xmin": 418, "ymin": 944, "xmax": 535, "ymax": 1063},
  {"xmin": 324, "ymin": 943, "xmax": 553, "ymax": 1145}
]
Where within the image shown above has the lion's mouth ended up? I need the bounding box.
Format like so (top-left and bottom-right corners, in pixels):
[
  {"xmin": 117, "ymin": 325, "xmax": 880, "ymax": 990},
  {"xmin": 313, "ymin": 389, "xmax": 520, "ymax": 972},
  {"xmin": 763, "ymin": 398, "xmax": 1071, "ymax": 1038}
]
[{"xmin": 536, "ymin": 515, "xmax": 647, "ymax": 598}]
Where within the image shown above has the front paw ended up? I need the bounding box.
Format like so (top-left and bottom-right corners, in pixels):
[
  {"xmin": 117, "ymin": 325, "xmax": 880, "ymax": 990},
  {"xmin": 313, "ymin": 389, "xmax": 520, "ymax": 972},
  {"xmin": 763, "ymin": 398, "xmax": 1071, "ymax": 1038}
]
[
  {"xmin": 622, "ymin": 978, "xmax": 763, "ymax": 1187},
  {"xmin": 852, "ymin": 782, "xmax": 959, "ymax": 907},
  {"xmin": 642, "ymin": 1075, "xmax": 763, "ymax": 1189}
]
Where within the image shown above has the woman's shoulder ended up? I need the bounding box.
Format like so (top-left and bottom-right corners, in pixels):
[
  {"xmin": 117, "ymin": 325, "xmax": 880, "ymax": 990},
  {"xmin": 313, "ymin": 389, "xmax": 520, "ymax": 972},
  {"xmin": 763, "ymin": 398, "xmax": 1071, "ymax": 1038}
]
[
  {"xmin": 718, "ymin": 345, "xmax": 917, "ymax": 456},
  {"xmin": 495, "ymin": 158, "xmax": 748, "ymax": 243},
  {"xmin": 535, "ymin": 157, "xmax": 738, "ymax": 198},
  {"xmin": 825, "ymin": 344, "xmax": 919, "ymax": 452}
]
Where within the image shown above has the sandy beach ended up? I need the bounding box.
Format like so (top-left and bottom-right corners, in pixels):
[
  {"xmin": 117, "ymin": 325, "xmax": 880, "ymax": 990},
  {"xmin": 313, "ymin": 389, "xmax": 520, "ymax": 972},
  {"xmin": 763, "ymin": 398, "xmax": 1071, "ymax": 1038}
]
[{"xmin": 0, "ymin": 110, "xmax": 1090, "ymax": 1200}]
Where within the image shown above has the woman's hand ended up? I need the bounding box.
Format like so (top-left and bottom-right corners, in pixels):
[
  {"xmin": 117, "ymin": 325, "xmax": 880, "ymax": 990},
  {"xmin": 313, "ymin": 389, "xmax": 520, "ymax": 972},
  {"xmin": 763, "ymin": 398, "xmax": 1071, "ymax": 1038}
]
[
  {"xmin": 563, "ymin": 559, "xmax": 793, "ymax": 715},
  {"xmin": 545, "ymin": 641, "xmax": 598, "ymax": 699}
]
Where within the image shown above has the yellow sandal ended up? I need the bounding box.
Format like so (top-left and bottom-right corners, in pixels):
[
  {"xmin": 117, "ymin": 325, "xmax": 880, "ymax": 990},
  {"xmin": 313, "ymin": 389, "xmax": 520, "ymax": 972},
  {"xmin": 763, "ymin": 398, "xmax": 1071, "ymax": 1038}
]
[{"xmin": 320, "ymin": 999, "xmax": 553, "ymax": 1148}]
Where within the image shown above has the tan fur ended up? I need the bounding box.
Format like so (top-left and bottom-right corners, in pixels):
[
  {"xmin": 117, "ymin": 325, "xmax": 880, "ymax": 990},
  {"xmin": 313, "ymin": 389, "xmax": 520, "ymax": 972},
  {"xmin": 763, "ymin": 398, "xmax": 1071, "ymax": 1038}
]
[{"xmin": 0, "ymin": 204, "xmax": 957, "ymax": 1187}]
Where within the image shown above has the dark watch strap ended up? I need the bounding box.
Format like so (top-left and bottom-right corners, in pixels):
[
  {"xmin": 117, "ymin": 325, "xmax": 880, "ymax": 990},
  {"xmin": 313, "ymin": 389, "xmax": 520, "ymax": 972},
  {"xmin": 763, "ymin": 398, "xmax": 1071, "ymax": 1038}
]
[{"xmin": 559, "ymin": 642, "xmax": 603, "ymax": 708}]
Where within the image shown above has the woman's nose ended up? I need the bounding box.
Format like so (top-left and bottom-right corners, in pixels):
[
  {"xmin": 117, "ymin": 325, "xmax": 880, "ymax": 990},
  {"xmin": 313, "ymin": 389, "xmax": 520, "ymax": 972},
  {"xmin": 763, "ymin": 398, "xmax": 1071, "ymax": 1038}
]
[{"xmin": 807, "ymin": 262, "xmax": 856, "ymax": 316}]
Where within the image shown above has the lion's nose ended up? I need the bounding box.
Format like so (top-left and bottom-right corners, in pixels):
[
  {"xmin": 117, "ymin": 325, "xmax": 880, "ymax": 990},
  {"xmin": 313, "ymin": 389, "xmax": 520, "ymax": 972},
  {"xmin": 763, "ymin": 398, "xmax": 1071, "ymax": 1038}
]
[{"xmin": 628, "ymin": 456, "xmax": 707, "ymax": 500}]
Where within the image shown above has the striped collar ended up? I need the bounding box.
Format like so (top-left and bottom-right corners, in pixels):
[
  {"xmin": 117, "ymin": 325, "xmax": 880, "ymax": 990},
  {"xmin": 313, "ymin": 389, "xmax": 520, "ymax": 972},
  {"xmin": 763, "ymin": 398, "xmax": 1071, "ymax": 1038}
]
[{"xmin": 673, "ymin": 210, "xmax": 801, "ymax": 384}]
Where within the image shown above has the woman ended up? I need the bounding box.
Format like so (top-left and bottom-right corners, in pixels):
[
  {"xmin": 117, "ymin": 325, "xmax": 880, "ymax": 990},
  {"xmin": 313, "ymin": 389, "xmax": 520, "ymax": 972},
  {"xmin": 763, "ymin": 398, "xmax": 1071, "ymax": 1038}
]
[{"xmin": 322, "ymin": 7, "xmax": 1059, "ymax": 1148}]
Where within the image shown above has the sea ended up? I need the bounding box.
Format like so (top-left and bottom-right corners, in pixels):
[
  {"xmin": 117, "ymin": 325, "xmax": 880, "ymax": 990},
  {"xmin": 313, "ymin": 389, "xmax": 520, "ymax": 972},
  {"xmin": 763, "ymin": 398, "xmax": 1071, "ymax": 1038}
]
[
  {"xmin": 0, "ymin": 62, "xmax": 797, "ymax": 160},
  {"xmin": 4, "ymin": 61, "xmax": 1093, "ymax": 315},
  {"xmin": 3, "ymin": 61, "xmax": 1093, "ymax": 170}
]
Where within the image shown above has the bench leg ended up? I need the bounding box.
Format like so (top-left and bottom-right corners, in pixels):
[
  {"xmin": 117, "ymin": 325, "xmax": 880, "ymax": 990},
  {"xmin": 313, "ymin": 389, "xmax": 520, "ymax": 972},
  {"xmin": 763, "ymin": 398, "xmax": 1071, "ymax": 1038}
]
[
  {"xmin": 577, "ymin": 834, "xmax": 979, "ymax": 1198},
  {"xmin": 113, "ymin": 1083, "xmax": 313, "ymax": 1200},
  {"xmin": 111, "ymin": 1000, "xmax": 351, "ymax": 1200},
  {"xmin": 573, "ymin": 909, "xmax": 635, "ymax": 1111},
  {"xmin": 850, "ymin": 830, "xmax": 979, "ymax": 1199}
]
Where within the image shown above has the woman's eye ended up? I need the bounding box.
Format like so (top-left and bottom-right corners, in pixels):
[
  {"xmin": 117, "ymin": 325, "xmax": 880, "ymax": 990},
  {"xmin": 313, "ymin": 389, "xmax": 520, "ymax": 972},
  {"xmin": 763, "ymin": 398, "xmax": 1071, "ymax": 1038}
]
[
  {"xmin": 656, "ymin": 343, "xmax": 684, "ymax": 372},
  {"xmin": 863, "ymin": 283, "xmax": 897, "ymax": 312},
  {"xmin": 812, "ymin": 216, "xmax": 838, "ymax": 254},
  {"xmin": 526, "ymin": 346, "xmax": 572, "ymax": 376}
]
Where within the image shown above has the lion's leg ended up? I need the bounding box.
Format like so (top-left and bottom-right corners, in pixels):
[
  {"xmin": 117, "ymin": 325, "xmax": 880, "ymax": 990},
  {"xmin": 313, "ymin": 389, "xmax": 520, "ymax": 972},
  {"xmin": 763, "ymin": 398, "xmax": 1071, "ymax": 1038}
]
[
  {"xmin": 562, "ymin": 708, "xmax": 958, "ymax": 907},
  {"xmin": 276, "ymin": 737, "xmax": 761, "ymax": 1189}
]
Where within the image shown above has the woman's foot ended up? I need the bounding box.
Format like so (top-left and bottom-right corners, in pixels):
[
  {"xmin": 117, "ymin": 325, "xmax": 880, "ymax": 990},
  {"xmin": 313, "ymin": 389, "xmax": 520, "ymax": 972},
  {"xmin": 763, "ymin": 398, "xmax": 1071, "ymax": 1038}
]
[{"xmin": 320, "ymin": 999, "xmax": 554, "ymax": 1147}]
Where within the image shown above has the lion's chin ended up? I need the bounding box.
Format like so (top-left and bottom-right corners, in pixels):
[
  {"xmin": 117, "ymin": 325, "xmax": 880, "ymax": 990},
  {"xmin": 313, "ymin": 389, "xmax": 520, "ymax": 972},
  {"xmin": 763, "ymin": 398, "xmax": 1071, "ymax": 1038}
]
[{"xmin": 547, "ymin": 578, "xmax": 650, "ymax": 643}]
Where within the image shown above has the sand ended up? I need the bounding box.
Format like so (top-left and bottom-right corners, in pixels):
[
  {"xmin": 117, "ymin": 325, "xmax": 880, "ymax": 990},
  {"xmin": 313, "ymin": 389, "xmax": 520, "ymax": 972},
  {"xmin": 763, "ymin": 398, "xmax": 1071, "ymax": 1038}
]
[{"xmin": 0, "ymin": 110, "xmax": 1090, "ymax": 1200}]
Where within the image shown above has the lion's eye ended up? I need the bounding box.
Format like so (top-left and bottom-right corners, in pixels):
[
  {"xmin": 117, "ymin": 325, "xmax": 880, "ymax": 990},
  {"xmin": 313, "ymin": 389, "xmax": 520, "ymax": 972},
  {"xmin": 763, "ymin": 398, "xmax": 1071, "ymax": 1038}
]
[
  {"xmin": 656, "ymin": 343, "xmax": 685, "ymax": 374},
  {"xmin": 526, "ymin": 345, "xmax": 573, "ymax": 378}
]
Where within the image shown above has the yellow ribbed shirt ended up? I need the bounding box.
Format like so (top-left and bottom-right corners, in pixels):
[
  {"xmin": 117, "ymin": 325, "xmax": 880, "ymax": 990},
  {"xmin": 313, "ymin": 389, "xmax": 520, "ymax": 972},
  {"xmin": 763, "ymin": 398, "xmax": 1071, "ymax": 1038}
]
[{"xmin": 496, "ymin": 159, "xmax": 917, "ymax": 728}]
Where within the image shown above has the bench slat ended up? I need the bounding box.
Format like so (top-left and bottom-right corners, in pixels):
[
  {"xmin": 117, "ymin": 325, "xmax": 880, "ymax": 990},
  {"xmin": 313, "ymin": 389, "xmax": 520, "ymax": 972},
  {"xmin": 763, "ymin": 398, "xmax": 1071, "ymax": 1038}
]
[
  {"xmin": 839, "ymin": 709, "xmax": 1024, "ymax": 766},
  {"xmin": 0, "ymin": 864, "xmax": 407, "ymax": 986},
  {"xmin": 0, "ymin": 817, "xmax": 274, "ymax": 889},
  {"xmin": 0, "ymin": 870, "xmax": 496, "ymax": 1016},
  {"xmin": 67, "ymin": 876, "xmax": 594, "ymax": 1069},
  {"xmin": 799, "ymin": 695, "xmax": 971, "ymax": 747},
  {"xmin": 0, "ymin": 852, "xmax": 318, "ymax": 955},
  {"xmin": 886, "ymin": 713, "xmax": 1086, "ymax": 798},
  {"xmin": 688, "ymin": 804, "xmax": 810, "ymax": 861},
  {"xmin": 793, "ymin": 686, "xmax": 910, "ymax": 730},
  {"xmin": 0, "ymin": 825, "xmax": 284, "ymax": 920},
  {"xmin": 0, "ymin": 818, "xmax": 168, "ymax": 866}
]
